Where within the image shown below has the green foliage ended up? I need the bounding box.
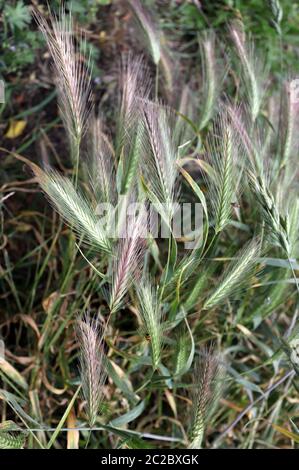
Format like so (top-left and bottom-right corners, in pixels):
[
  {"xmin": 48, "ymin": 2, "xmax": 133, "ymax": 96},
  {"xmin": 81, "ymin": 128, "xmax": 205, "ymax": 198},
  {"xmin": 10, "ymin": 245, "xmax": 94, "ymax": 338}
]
[
  {"xmin": 0, "ymin": 0, "xmax": 105, "ymax": 76},
  {"xmin": 0, "ymin": 1, "xmax": 39, "ymax": 74},
  {"xmin": 4, "ymin": 0, "xmax": 31, "ymax": 31},
  {"xmin": 66, "ymin": 0, "xmax": 111, "ymax": 23},
  {"xmin": 0, "ymin": 421, "xmax": 28, "ymax": 449}
]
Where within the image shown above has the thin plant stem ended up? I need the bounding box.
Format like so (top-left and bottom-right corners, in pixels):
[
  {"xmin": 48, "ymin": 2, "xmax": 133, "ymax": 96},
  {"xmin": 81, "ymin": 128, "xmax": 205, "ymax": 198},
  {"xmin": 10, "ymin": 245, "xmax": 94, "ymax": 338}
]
[{"xmin": 159, "ymin": 232, "xmax": 172, "ymax": 302}]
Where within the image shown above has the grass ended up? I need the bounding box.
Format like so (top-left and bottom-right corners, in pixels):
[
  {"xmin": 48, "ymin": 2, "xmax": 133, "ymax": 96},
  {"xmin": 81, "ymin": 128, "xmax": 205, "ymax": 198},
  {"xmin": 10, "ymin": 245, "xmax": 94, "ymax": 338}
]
[{"xmin": 0, "ymin": 1, "xmax": 299, "ymax": 450}]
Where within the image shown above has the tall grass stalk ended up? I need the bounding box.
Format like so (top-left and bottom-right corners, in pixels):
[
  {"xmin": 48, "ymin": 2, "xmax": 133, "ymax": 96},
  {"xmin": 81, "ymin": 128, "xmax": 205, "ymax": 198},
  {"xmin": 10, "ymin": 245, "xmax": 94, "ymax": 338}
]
[
  {"xmin": 189, "ymin": 346, "xmax": 225, "ymax": 449},
  {"xmin": 76, "ymin": 313, "xmax": 107, "ymax": 427},
  {"xmin": 33, "ymin": 8, "xmax": 92, "ymax": 184}
]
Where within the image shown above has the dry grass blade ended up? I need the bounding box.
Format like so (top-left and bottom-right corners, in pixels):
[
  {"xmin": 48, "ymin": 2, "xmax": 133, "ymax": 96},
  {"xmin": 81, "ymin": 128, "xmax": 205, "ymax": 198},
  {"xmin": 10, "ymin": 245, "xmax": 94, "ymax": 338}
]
[{"xmin": 76, "ymin": 313, "xmax": 107, "ymax": 427}]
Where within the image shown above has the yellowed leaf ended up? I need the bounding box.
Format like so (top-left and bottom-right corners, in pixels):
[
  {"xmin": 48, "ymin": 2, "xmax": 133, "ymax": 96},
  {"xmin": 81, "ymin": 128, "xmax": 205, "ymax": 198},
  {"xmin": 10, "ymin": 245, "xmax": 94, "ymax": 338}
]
[
  {"xmin": 42, "ymin": 291, "xmax": 60, "ymax": 314},
  {"xmin": 271, "ymin": 423, "xmax": 299, "ymax": 443},
  {"xmin": 42, "ymin": 368, "xmax": 66, "ymax": 395},
  {"xmin": 5, "ymin": 120, "xmax": 27, "ymax": 139},
  {"xmin": 236, "ymin": 323, "xmax": 253, "ymax": 338},
  {"xmin": 165, "ymin": 389, "xmax": 177, "ymax": 418},
  {"xmin": 110, "ymin": 360, "xmax": 127, "ymax": 379},
  {"xmin": 19, "ymin": 314, "xmax": 40, "ymax": 339},
  {"xmin": 67, "ymin": 408, "xmax": 79, "ymax": 449},
  {"xmin": 0, "ymin": 358, "xmax": 28, "ymax": 390}
]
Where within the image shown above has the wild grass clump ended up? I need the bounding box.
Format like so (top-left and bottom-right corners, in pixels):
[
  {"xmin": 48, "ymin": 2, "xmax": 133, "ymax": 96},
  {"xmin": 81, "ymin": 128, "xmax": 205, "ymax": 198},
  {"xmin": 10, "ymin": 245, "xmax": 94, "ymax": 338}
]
[{"xmin": 1, "ymin": 2, "xmax": 299, "ymax": 450}]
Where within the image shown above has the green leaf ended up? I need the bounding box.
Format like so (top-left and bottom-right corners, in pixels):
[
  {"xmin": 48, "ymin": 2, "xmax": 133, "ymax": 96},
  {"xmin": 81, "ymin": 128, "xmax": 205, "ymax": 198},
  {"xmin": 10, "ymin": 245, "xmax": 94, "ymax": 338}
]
[
  {"xmin": 119, "ymin": 436, "xmax": 154, "ymax": 449},
  {"xmin": 0, "ymin": 359, "xmax": 28, "ymax": 390},
  {"xmin": 4, "ymin": 1, "xmax": 31, "ymax": 30},
  {"xmin": 47, "ymin": 386, "xmax": 81, "ymax": 449},
  {"xmin": 178, "ymin": 165, "xmax": 209, "ymax": 253},
  {"xmin": 176, "ymin": 315, "xmax": 195, "ymax": 377},
  {"xmin": 0, "ymin": 420, "xmax": 28, "ymax": 449},
  {"xmin": 110, "ymin": 400, "xmax": 146, "ymax": 427},
  {"xmin": 106, "ymin": 360, "xmax": 139, "ymax": 405}
]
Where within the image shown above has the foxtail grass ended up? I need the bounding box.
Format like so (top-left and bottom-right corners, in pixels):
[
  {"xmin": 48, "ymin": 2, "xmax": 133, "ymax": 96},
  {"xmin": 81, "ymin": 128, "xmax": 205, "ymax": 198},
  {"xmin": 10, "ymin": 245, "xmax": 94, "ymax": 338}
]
[
  {"xmin": 141, "ymin": 101, "xmax": 179, "ymax": 224},
  {"xmin": 137, "ymin": 279, "xmax": 164, "ymax": 370},
  {"xmin": 198, "ymin": 32, "xmax": 220, "ymax": 131},
  {"xmin": 116, "ymin": 55, "xmax": 150, "ymax": 194},
  {"xmin": 109, "ymin": 209, "xmax": 147, "ymax": 315},
  {"xmin": 6, "ymin": 6, "xmax": 298, "ymax": 450},
  {"xmin": 76, "ymin": 313, "xmax": 107, "ymax": 427},
  {"xmin": 188, "ymin": 346, "xmax": 226, "ymax": 449},
  {"xmin": 203, "ymin": 238, "xmax": 261, "ymax": 310},
  {"xmin": 33, "ymin": 7, "xmax": 92, "ymax": 177},
  {"xmin": 32, "ymin": 167, "xmax": 111, "ymax": 254},
  {"xmin": 248, "ymin": 171, "xmax": 291, "ymax": 255},
  {"xmin": 203, "ymin": 110, "xmax": 242, "ymax": 234},
  {"xmin": 88, "ymin": 116, "xmax": 116, "ymax": 205},
  {"xmin": 230, "ymin": 21, "xmax": 265, "ymax": 123}
]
